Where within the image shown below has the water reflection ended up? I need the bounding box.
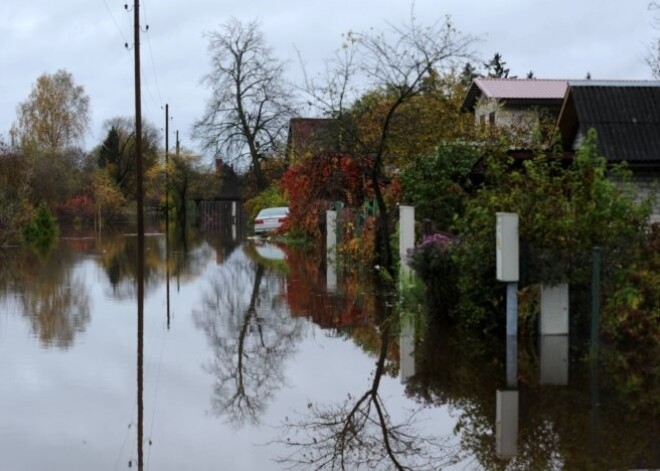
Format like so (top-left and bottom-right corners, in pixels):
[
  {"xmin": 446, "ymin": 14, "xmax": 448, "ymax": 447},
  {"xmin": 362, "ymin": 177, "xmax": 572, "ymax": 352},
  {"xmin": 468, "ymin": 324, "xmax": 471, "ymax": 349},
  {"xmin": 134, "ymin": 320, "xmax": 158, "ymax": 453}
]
[
  {"xmin": 406, "ymin": 319, "xmax": 660, "ymax": 470},
  {"xmin": 1, "ymin": 231, "xmax": 658, "ymax": 469},
  {"xmin": 194, "ymin": 248, "xmax": 303, "ymax": 426},
  {"xmin": 279, "ymin": 296, "xmax": 459, "ymax": 470},
  {"xmin": 0, "ymin": 244, "xmax": 90, "ymax": 349}
]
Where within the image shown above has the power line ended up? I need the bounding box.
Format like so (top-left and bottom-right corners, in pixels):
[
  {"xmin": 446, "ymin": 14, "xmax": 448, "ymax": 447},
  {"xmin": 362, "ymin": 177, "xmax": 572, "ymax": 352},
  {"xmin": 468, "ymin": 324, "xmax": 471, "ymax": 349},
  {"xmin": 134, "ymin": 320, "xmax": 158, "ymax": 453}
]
[
  {"xmin": 101, "ymin": 0, "xmax": 130, "ymax": 47},
  {"xmin": 141, "ymin": 0, "xmax": 164, "ymax": 107}
]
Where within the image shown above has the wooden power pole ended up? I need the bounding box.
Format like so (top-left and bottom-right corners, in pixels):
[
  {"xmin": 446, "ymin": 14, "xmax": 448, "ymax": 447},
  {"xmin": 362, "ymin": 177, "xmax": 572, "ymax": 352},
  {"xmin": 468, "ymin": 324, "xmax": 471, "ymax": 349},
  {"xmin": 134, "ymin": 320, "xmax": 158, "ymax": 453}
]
[{"xmin": 132, "ymin": 0, "xmax": 144, "ymax": 469}]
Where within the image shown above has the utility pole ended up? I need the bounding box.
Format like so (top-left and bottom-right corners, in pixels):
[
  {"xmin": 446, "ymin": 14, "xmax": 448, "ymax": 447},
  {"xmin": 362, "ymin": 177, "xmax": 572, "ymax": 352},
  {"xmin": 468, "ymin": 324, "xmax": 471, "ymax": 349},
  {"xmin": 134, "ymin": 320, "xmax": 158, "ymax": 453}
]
[
  {"xmin": 132, "ymin": 0, "xmax": 144, "ymax": 469},
  {"xmin": 165, "ymin": 104, "xmax": 169, "ymax": 237},
  {"xmin": 165, "ymin": 104, "xmax": 170, "ymax": 330}
]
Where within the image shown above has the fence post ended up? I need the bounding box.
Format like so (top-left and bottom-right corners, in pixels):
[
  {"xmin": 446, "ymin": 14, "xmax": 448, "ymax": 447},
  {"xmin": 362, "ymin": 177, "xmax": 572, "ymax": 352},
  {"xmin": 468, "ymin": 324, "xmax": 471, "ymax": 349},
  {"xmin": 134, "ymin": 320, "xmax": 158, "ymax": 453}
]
[
  {"xmin": 590, "ymin": 247, "xmax": 601, "ymax": 359},
  {"xmin": 326, "ymin": 210, "xmax": 337, "ymax": 291}
]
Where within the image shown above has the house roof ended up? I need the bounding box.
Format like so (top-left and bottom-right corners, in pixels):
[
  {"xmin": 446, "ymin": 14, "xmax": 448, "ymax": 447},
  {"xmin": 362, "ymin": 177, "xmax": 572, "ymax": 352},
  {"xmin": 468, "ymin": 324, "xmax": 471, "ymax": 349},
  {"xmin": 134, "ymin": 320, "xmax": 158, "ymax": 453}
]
[
  {"xmin": 286, "ymin": 117, "xmax": 338, "ymax": 159},
  {"xmin": 462, "ymin": 78, "xmax": 569, "ymax": 111},
  {"xmin": 556, "ymin": 82, "xmax": 660, "ymax": 164}
]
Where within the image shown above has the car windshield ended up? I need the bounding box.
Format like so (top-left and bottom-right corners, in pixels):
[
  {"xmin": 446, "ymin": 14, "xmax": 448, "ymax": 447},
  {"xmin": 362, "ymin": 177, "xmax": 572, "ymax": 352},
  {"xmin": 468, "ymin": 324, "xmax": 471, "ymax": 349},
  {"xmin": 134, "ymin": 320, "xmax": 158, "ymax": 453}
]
[{"xmin": 257, "ymin": 207, "xmax": 288, "ymax": 218}]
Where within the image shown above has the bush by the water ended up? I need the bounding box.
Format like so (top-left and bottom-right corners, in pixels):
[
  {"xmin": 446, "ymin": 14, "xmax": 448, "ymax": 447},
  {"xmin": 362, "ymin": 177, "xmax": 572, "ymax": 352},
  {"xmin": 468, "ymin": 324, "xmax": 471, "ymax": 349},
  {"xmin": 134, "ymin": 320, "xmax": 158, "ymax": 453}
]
[
  {"xmin": 408, "ymin": 232, "xmax": 458, "ymax": 319},
  {"xmin": 23, "ymin": 203, "xmax": 59, "ymax": 254}
]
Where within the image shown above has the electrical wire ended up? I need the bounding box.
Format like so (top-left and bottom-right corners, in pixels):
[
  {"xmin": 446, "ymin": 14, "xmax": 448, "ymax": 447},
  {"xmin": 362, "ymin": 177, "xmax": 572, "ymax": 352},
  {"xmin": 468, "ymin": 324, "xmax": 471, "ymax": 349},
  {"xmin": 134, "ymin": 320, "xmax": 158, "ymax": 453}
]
[{"xmin": 101, "ymin": 0, "xmax": 130, "ymax": 47}]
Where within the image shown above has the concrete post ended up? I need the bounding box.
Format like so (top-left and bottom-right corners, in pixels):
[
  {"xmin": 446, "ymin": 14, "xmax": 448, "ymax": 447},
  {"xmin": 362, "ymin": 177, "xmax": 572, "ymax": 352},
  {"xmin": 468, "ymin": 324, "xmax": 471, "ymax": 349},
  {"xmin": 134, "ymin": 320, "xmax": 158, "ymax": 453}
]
[
  {"xmin": 540, "ymin": 283, "xmax": 569, "ymax": 335},
  {"xmin": 399, "ymin": 205, "xmax": 415, "ymax": 281},
  {"xmin": 326, "ymin": 210, "xmax": 337, "ymax": 291}
]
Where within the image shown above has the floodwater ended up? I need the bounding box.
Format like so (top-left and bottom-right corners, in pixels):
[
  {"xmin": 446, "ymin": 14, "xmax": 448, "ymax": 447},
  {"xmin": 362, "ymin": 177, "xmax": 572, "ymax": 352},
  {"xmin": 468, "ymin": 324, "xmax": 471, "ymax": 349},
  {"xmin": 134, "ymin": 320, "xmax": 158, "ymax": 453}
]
[{"xmin": 0, "ymin": 230, "xmax": 658, "ymax": 470}]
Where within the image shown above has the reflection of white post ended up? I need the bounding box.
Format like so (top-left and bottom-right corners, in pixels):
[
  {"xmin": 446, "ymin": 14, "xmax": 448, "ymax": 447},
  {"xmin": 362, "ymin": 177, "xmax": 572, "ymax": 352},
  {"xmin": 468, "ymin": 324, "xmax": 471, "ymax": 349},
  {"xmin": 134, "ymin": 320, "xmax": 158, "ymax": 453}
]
[
  {"xmin": 399, "ymin": 206, "xmax": 415, "ymax": 281},
  {"xmin": 496, "ymin": 390, "xmax": 519, "ymax": 458},
  {"xmin": 399, "ymin": 315, "xmax": 415, "ymax": 383},
  {"xmin": 540, "ymin": 335, "xmax": 569, "ymax": 385},
  {"xmin": 231, "ymin": 201, "xmax": 237, "ymax": 241},
  {"xmin": 326, "ymin": 210, "xmax": 337, "ymax": 291},
  {"xmin": 540, "ymin": 283, "xmax": 569, "ymax": 335}
]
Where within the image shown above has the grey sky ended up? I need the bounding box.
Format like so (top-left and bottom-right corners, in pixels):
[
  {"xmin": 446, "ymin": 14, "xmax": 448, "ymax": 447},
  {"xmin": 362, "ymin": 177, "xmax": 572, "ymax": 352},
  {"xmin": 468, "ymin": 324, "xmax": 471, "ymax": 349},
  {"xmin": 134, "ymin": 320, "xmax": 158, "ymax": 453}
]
[{"xmin": 0, "ymin": 0, "xmax": 657, "ymax": 157}]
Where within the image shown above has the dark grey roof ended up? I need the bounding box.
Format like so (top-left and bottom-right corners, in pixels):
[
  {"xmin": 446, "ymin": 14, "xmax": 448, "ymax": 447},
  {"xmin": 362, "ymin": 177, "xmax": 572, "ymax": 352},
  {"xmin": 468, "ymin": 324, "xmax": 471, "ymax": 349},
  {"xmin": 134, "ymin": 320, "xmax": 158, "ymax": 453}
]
[{"xmin": 557, "ymin": 84, "xmax": 660, "ymax": 163}]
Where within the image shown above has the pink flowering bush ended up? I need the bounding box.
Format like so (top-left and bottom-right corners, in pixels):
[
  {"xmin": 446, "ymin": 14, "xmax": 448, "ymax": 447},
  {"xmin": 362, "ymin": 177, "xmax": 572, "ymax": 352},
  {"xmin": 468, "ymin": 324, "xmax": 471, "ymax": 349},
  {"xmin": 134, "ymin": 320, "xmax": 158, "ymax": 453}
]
[{"xmin": 408, "ymin": 233, "xmax": 459, "ymax": 319}]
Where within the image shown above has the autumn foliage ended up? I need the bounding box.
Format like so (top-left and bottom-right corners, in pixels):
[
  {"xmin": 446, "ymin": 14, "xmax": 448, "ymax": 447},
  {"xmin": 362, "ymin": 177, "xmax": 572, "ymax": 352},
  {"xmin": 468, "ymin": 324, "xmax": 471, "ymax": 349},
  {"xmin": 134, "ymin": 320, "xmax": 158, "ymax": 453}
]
[{"xmin": 280, "ymin": 153, "xmax": 376, "ymax": 238}]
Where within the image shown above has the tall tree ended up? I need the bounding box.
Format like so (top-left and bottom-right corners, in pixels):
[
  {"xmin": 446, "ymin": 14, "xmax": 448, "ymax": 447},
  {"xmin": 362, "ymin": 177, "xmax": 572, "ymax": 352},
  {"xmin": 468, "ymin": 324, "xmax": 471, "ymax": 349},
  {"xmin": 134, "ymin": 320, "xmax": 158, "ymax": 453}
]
[
  {"xmin": 459, "ymin": 61, "xmax": 480, "ymax": 86},
  {"xmin": 0, "ymin": 139, "xmax": 31, "ymax": 244},
  {"xmin": 96, "ymin": 117, "xmax": 160, "ymax": 199},
  {"xmin": 648, "ymin": 2, "xmax": 660, "ymax": 78},
  {"xmin": 15, "ymin": 70, "xmax": 90, "ymax": 151},
  {"xmin": 344, "ymin": 14, "xmax": 475, "ymax": 277},
  {"xmin": 484, "ymin": 52, "xmax": 510, "ymax": 78},
  {"xmin": 194, "ymin": 18, "xmax": 296, "ymax": 192}
]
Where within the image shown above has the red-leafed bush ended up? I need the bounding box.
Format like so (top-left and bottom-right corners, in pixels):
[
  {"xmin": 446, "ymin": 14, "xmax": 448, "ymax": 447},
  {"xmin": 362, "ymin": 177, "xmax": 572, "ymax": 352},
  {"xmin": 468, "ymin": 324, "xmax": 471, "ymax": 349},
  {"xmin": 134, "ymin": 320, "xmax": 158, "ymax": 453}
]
[
  {"xmin": 280, "ymin": 153, "xmax": 377, "ymax": 239},
  {"xmin": 56, "ymin": 194, "xmax": 95, "ymax": 225}
]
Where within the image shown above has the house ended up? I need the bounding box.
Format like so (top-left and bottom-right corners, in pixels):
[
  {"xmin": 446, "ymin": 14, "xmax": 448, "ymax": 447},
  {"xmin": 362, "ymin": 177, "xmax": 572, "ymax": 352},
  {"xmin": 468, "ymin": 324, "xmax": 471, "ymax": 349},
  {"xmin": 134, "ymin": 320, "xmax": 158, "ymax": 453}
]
[
  {"xmin": 555, "ymin": 81, "xmax": 660, "ymax": 220},
  {"xmin": 462, "ymin": 77, "xmax": 660, "ymax": 221},
  {"xmin": 462, "ymin": 77, "xmax": 569, "ymax": 132},
  {"xmin": 285, "ymin": 117, "xmax": 349, "ymax": 163}
]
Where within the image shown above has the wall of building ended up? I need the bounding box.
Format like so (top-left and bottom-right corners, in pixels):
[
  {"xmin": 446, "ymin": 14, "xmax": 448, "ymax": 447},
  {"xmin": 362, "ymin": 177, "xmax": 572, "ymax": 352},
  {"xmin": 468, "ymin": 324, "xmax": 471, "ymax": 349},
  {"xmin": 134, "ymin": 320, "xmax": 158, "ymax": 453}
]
[{"xmin": 474, "ymin": 99, "xmax": 539, "ymax": 134}]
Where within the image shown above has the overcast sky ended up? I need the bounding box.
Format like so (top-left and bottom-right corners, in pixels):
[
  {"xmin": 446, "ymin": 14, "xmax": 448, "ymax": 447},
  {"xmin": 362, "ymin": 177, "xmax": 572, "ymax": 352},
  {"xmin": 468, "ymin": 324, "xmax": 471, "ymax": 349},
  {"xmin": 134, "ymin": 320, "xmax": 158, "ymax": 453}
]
[{"xmin": 1, "ymin": 0, "xmax": 657, "ymax": 157}]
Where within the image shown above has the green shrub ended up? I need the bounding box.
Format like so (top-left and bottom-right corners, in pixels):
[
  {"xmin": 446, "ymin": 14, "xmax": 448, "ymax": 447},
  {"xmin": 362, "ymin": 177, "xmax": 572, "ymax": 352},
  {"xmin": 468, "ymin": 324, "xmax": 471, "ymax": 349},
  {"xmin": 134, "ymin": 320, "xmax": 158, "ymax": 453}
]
[
  {"xmin": 23, "ymin": 202, "xmax": 59, "ymax": 255},
  {"xmin": 244, "ymin": 184, "xmax": 288, "ymax": 220},
  {"xmin": 408, "ymin": 232, "xmax": 459, "ymax": 320}
]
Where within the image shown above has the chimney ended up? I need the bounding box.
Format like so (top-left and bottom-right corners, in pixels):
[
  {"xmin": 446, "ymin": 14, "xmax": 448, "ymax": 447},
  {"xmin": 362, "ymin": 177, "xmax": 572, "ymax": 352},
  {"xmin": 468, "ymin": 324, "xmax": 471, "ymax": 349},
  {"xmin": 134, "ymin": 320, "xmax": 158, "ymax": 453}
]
[{"xmin": 215, "ymin": 158, "xmax": 223, "ymax": 174}]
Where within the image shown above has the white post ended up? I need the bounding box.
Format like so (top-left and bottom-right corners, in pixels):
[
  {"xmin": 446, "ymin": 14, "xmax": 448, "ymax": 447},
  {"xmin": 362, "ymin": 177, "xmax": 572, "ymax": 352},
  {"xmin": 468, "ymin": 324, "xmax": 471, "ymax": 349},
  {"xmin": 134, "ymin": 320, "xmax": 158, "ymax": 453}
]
[
  {"xmin": 326, "ymin": 210, "xmax": 337, "ymax": 291},
  {"xmin": 496, "ymin": 213, "xmax": 519, "ymax": 283},
  {"xmin": 399, "ymin": 205, "xmax": 415, "ymax": 281},
  {"xmin": 540, "ymin": 283, "xmax": 569, "ymax": 335},
  {"xmin": 496, "ymin": 213, "xmax": 519, "ymax": 338}
]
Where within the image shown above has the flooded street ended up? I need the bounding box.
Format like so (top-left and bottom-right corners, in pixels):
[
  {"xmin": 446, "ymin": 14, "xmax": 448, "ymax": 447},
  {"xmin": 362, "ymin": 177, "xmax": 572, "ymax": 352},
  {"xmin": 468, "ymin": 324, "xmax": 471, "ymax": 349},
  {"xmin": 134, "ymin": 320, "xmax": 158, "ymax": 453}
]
[{"xmin": 1, "ymin": 232, "xmax": 658, "ymax": 470}]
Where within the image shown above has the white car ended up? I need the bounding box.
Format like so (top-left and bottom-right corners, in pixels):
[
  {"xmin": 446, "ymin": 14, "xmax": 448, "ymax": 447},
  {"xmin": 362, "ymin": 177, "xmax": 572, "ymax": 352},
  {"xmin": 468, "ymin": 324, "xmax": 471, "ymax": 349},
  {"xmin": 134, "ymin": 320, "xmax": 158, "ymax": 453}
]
[{"xmin": 254, "ymin": 207, "xmax": 289, "ymax": 234}]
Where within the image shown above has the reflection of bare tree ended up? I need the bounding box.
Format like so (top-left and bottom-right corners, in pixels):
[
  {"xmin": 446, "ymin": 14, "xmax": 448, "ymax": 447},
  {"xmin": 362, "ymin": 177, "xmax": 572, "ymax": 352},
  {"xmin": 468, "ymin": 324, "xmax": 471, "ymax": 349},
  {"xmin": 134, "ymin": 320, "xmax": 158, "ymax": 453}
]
[
  {"xmin": 194, "ymin": 249, "xmax": 303, "ymax": 426},
  {"xmin": 278, "ymin": 314, "xmax": 460, "ymax": 470}
]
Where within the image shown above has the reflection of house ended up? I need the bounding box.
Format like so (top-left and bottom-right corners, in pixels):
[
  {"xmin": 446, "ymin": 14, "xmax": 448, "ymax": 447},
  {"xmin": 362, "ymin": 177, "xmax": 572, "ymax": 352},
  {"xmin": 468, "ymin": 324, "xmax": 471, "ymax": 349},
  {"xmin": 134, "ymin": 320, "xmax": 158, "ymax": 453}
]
[
  {"xmin": 555, "ymin": 81, "xmax": 660, "ymax": 219},
  {"xmin": 286, "ymin": 118, "xmax": 344, "ymax": 163},
  {"xmin": 462, "ymin": 78, "xmax": 568, "ymax": 131}
]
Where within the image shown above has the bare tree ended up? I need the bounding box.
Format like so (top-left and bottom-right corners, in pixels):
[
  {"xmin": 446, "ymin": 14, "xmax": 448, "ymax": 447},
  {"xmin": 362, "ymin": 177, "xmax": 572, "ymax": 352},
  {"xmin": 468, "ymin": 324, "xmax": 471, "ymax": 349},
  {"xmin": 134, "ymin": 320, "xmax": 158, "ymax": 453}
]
[
  {"xmin": 194, "ymin": 18, "xmax": 297, "ymax": 191},
  {"xmin": 300, "ymin": 11, "xmax": 476, "ymax": 278},
  {"xmin": 647, "ymin": 2, "xmax": 660, "ymax": 78}
]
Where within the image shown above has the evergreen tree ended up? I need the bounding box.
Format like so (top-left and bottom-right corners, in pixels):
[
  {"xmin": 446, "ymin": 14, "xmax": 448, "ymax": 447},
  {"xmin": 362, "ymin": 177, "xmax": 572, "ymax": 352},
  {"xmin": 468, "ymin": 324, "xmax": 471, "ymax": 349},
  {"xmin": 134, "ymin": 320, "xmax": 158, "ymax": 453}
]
[
  {"xmin": 98, "ymin": 126, "xmax": 120, "ymax": 169},
  {"xmin": 460, "ymin": 62, "xmax": 480, "ymax": 86},
  {"xmin": 484, "ymin": 53, "xmax": 510, "ymax": 78}
]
